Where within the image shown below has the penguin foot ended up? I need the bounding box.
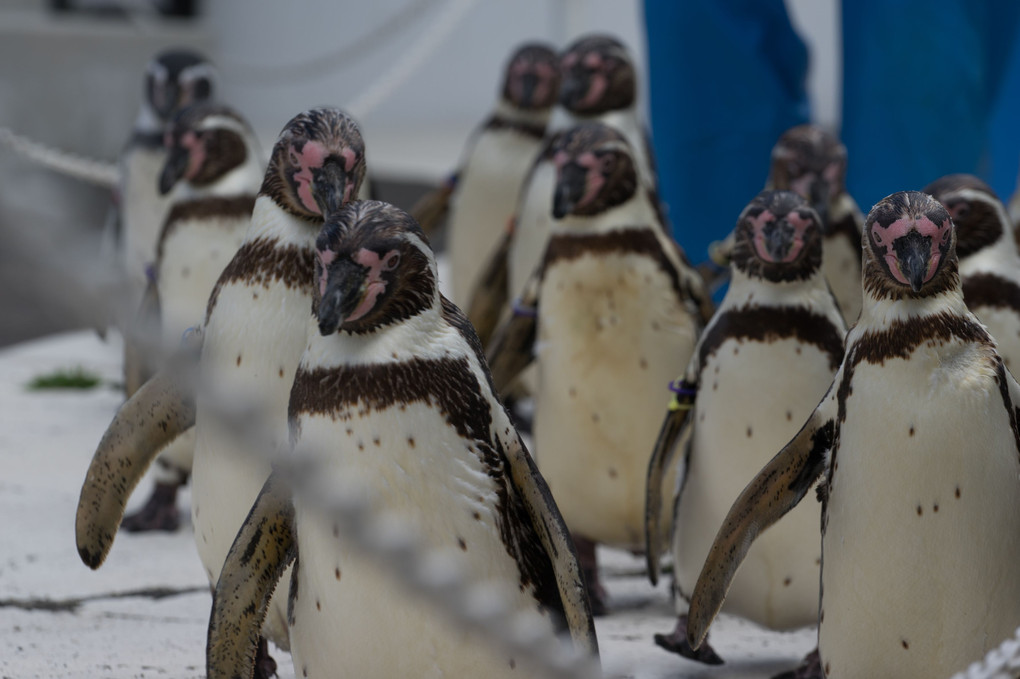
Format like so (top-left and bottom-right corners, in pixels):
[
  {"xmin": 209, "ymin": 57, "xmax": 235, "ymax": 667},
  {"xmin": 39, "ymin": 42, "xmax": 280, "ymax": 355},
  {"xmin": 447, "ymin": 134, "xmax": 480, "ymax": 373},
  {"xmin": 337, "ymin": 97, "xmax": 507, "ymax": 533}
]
[
  {"xmin": 121, "ymin": 481, "xmax": 181, "ymax": 532},
  {"xmin": 573, "ymin": 535, "xmax": 609, "ymax": 616},
  {"xmin": 653, "ymin": 614, "xmax": 724, "ymax": 665},
  {"xmin": 771, "ymin": 648, "xmax": 821, "ymax": 679},
  {"xmin": 253, "ymin": 637, "xmax": 278, "ymax": 679}
]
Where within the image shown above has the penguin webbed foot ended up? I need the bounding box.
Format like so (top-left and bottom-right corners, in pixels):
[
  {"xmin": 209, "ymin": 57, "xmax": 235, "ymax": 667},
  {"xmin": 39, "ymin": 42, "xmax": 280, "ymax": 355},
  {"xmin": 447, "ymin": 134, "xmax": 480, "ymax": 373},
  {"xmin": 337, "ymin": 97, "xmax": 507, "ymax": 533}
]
[
  {"xmin": 120, "ymin": 481, "xmax": 182, "ymax": 533},
  {"xmin": 253, "ymin": 637, "xmax": 278, "ymax": 679},
  {"xmin": 770, "ymin": 648, "xmax": 821, "ymax": 679},
  {"xmin": 653, "ymin": 614, "xmax": 723, "ymax": 665}
]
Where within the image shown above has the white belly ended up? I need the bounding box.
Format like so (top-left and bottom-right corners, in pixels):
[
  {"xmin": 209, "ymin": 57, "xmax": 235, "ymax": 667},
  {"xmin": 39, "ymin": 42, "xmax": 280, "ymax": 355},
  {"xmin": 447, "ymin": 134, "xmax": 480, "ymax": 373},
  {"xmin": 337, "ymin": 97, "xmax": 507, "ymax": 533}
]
[
  {"xmin": 288, "ymin": 404, "xmax": 556, "ymax": 678},
  {"xmin": 533, "ymin": 254, "xmax": 697, "ymax": 547},
  {"xmin": 157, "ymin": 217, "xmax": 248, "ymax": 350},
  {"xmin": 448, "ymin": 132, "xmax": 540, "ymax": 306},
  {"xmin": 121, "ymin": 148, "xmax": 170, "ymax": 297},
  {"xmin": 675, "ymin": 337, "xmax": 832, "ymax": 629},
  {"xmin": 820, "ymin": 349, "xmax": 1020, "ymax": 678},
  {"xmin": 971, "ymin": 303, "xmax": 1020, "ymax": 374},
  {"xmin": 191, "ymin": 278, "xmax": 311, "ymax": 648},
  {"xmin": 822, "ymin": 234, "xmax": 862, "ymax": 325},
  {"xmin": 508, "ymin": 161, "xmax": 557, "ymax": 300}
]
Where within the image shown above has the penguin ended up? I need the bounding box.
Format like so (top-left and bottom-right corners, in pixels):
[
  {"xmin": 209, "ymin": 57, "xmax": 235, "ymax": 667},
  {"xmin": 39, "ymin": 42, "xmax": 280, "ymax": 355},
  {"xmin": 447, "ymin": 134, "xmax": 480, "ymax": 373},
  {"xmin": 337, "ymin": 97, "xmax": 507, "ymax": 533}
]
[
  {"xmin": 923, "ymin": 174, "xmax": 1020, "ymax": 372},
  {"xmin": 76, "ymin": 107, "xmax": 367, "ymax": 678},
  {"xmin": 467, "ymin": 34, "xmax": 664, "ymax": 346},
  {"xmin": 441, "ymin": 42, "xmax": 560, "ymax": 307},
  {"xmin": 206, "ymin": 200, "xmax": 599, "ymax": 679},
  {"xmin": 120, "ymin": 102, "xmax": 263, "ymax": 533},
  {"xmin": 118, "ymin": 49, "xmax": 216, "ymax": 304},
  {"xmin": 644, "ymin": 190, "xmax": 845, "ymax": 670},
  {"xmin": 684, "ymin": 191, "xmax": 1020, "ymax": 678},
  {"xmin": 486, "ymin": 122, "xmax": 707, "ymax": 614},
  {"xmin": 768, "ymin": 124, "xmax": 865, "ymax": 325},
  {"xmin": 509, "ymin": 34, "xmax": 658, "ymax": 306}
]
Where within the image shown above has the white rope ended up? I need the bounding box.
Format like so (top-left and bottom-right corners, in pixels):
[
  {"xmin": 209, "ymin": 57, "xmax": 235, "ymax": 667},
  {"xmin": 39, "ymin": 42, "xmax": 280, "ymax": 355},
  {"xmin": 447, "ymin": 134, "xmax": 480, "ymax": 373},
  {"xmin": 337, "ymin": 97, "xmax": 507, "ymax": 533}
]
[
  {"xmin": 0, "ymin": 126, "xmax": 118, "ymax": 188},
  {"xmin": 345, "ymin": 0, "xmax": 478, "ymax": 121},
  {"xmin": 950, "ymin": 627, "xmax": 1020, "ymax": 679}
]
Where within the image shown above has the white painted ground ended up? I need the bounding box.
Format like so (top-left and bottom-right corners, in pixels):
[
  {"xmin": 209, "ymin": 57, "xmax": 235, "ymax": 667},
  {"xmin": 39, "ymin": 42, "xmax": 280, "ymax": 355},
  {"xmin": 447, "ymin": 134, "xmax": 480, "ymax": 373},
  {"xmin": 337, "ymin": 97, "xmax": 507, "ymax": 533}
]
[{"xmin": 0, "ymin": 330, "xmax": 815, "ymax": 679}]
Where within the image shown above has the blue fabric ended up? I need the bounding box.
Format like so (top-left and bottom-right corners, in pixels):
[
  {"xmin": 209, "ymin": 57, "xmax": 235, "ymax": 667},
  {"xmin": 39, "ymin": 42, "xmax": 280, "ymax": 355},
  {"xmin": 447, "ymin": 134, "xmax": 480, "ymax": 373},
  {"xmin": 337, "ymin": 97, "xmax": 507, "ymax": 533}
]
[
  {"xmin": 841, "ymin": 0, "xmax": 1020, "ymax": 209},
  {"xmin": 644, "ymin": 0, "xmax": 1020, "ymax": 263},
  {"xmin": 643, "ymin": 0, "xmax": 810, "ymax": 264}
]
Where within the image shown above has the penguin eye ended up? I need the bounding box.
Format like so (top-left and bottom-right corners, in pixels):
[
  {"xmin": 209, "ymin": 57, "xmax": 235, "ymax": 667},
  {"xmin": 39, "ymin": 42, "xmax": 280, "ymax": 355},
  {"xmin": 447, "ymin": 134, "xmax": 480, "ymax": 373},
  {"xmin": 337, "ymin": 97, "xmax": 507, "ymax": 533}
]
[
  {"xmin": 941, "ymin": 228, "xmax": 950, "ymax": 243},
  {"xmin": 872, "ymin": 230, "xmax": 883, "ymax": 245},
  {"xmin": 599, "ymin": 154, "xmax": 617, "ymax": 173},
  {"xmin": 383, "ymin": 252, "xmax": 400, "ymax": 271},
  {"xmin": 288, "ymin": 148, "xmax": 301, "ymax": 167}
]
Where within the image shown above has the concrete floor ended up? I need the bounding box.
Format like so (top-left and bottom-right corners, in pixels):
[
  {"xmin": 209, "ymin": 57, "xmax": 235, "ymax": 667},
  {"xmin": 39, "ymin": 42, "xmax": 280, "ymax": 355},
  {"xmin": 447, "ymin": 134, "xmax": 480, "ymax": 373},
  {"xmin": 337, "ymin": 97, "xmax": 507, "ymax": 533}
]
[{"xmin": 0, "ymin": 330, "xmax": 818, "ymax": 679}]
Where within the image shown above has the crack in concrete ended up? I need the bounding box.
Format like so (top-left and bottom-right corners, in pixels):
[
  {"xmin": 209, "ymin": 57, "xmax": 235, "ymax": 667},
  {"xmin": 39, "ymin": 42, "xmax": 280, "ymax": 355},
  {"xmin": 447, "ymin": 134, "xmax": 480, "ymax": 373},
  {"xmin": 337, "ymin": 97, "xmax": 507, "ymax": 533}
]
[{"xmin": 0, "ymin": 585, "xmax": 208, "ymax": 612}]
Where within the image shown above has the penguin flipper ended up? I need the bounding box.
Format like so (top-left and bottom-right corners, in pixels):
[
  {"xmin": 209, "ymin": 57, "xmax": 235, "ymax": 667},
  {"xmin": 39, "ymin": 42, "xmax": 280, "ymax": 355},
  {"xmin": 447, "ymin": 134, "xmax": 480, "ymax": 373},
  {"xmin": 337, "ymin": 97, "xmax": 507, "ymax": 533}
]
[
  {"xmin": 207, "ymin": 472, "xmax": 296, "ymax": 679},
  {"xmin": 686, "ymin": 404, "xmax": 835, "ymax": 651},
  {"xmin": 486, "ymin": 272, "xmax": 538, "ymax": 394},
  {"xmin": 123, "ymin": 278, "xmax": 162, "ymax": 399},
  {"xmin": 409, "ymin": 172, "xmax": 458, "ymax": 239},
  {"xmin": 466, "ymin": 228, "xmax": 512, "ymax": 349},
  {"xmin": 501, "ymin": 433, "xmax": 600, "ymax": 658},
  {"xmin": 75, "ymin": 348, "xmax": 197, "ymax": 569},
  {"xmin": 644, "ymin": 379, "xmax": 697, "ymax": 585}
]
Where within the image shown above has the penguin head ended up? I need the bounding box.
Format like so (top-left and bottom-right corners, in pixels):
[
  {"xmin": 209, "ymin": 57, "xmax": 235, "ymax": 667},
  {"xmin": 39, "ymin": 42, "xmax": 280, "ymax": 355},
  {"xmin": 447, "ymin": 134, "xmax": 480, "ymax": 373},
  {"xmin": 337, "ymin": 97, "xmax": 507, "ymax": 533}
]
[
  {"xmin": 922, "ymin": 174, "xmax": 1005, "ymax": 259},
  {"xmin": 768, "ymin": 124, "xmax": 847, "ymax": 226},
  {"xmin": 144, "ymin": 49, "xmax": 215, "ymax": 122},
  {"xmin": 158, "ymin": 103, "xmax": 255, "ymax": 195},
  {"xmin": 262, "ymin": 107, "xmax": 367, "ymax": 221},
  {"xmin": 731, "ymin": 190, "xmax": 823, "ymax": 283},
  {"xmin": 550, "ymin": 122, "xmax": 637, "ymax": 219},
  {"xmin": 313, "ymin": 201, "xmax": 436, "ymax": 336},
  {"xmin": 558, "ymin": 34, "xmax": 636, "ymax": 116},
  {"xmin": 864, "ymin": 191, "xmax": 957, "ymax": 298},
  {"xmin": 500, "ymin": 42, "xmax": 560, "ymax": 111}
]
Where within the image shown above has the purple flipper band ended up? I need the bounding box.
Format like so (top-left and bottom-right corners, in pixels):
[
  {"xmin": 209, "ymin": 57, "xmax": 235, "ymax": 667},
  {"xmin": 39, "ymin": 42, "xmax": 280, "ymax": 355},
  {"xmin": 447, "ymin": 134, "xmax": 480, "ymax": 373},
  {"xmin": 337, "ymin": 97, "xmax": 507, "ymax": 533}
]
[
  {"xmin": 145, "ymin": 263, "xmax": 157, "ymax": 284},
  {"xmin": 512, "ymin": 299, "xmax": 537, "ymax": 318},
  {"xmin": 668, "ymin": 379, "xmax": 696, "ymax": 397}
]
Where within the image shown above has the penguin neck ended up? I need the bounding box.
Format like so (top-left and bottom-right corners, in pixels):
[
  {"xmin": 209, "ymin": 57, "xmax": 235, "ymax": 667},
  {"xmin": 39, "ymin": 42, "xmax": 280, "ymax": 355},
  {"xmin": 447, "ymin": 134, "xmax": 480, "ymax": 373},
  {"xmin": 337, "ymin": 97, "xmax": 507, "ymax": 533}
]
[
  {"xmin": 551, "ymin": 187, "xmax": 657, "ymax": 236},
  {"xmin": 829, "ymin": 191, "xmax": 862, "ymax": 225},
  {"xmin": 722, "ymin": 265, "xmax": 831, "ymax": 312},
  {"xmin": 491, "ymin": 99, "xmax": 552, "ymax": 129},
  {"xmin": 245, "ymin": 194, "xmax": 321, "ymax": 248},
  {"xmin": 855, "ymin": 276, "xmax": 970, "ymax": 339},
  {"xmin": 305, "ymin": 292, "xmax": 453, "ymax": 370}
]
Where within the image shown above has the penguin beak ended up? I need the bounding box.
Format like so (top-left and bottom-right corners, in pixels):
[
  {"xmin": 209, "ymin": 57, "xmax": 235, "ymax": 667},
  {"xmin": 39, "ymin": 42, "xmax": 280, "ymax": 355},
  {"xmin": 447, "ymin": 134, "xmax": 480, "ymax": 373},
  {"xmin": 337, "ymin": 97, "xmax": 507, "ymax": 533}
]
[
  {"xmin": 894, "ymin": 230, "xmax": 932, "ymax": 293},
  {"xmin": 763, "ymin": 218, "xmax": 795, "ymax": 261},
  {"xmin": 153, "ymin": 82, "xmax": 180, "ymax": 120},
  {"xmin": 559, "ymin": 71, "xmax": 586, "ymax": 108},
  {"xmin": 519, "ymin": 72, "xmax": 538, "ymax": 107},
  {"xmin": 552, "ymin": 162, "xmax": 586, "ymax": 219},
  {"xmin": 317, "ymin": 259, "xmax": 367, "ymax": 335},
  {"xmin": 158, "ymin": 145, "xmax": 189, "ymax": 195},
  {"xmin": 311, "ymin": 160, "xmax": 351, "ymax": 218}
]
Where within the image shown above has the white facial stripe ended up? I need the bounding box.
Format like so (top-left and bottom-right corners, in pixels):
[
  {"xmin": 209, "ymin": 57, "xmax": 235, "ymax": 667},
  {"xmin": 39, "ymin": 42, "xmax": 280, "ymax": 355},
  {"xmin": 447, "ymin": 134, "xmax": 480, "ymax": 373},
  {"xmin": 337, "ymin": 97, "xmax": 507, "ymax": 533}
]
[
  {"xmin": 195, "ymin": 115, "xmax": 249, "ymax": 136},
  {"xmin": 148, "ymin": 61, "xmax": 168, "ymax": 82},
  {"xmin": 179, "ymin": 63, "xmax": 216, "ymax": 84}
]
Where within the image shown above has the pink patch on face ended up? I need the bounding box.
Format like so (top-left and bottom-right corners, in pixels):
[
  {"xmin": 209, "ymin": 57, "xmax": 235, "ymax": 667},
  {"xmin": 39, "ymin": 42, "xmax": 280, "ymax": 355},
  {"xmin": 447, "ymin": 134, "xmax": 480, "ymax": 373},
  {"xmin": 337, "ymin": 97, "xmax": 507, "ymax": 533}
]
[
  {"xmin": 577, "ymin": 73, "xmax": 608, "ymax": 109},
  {"xmin": 583, "ymin": 52, "xmax": 602, "ymax": 68},
  {"xmin": 290, "ymin": 141, "xmax": 328, "ymax": 215},
  {"xmin": 344, "ymin": 248, "xmax": 400, "ymax": 324},
  {"xmin": 561, "ymin": 53, "xmax": 578, "ymax": 69},
  {"xmin": 181, "ymin": 131, "xmax": 205, "ymax": 181},
  {"xmin": 870, "ymin": 215, "xmax": 952, "ymax": 286},
  {"xmin": 748, "ymin": 209, "xmax": 809, "ymax": 263},
  {"xmin": 822, "ymin": 160, "xmax": 842, "ymax": 186},
  {"xmin": 553, "ymin": 150, "xmax": 570, "ymax": 168},
  {"xmin": 316, "ymin": 248, "xmax": 337, "ymax": 298}
]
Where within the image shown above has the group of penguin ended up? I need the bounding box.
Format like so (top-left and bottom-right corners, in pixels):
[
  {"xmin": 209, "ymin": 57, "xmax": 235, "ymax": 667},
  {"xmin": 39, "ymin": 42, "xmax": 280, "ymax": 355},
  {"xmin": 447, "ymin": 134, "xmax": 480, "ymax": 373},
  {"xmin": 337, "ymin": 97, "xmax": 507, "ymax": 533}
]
[{"xmin": 70, "ymin": 31, "xmax": 1020, "ymax": 679}]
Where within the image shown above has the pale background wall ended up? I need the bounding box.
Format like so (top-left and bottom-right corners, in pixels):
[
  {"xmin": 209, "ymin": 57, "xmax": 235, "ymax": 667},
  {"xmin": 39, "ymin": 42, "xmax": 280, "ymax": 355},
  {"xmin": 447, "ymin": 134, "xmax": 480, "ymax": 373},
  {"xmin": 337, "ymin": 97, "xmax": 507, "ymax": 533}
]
[{"xmin": 0, "ymin": 0, "xmax": 839, "ymax": 344}]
